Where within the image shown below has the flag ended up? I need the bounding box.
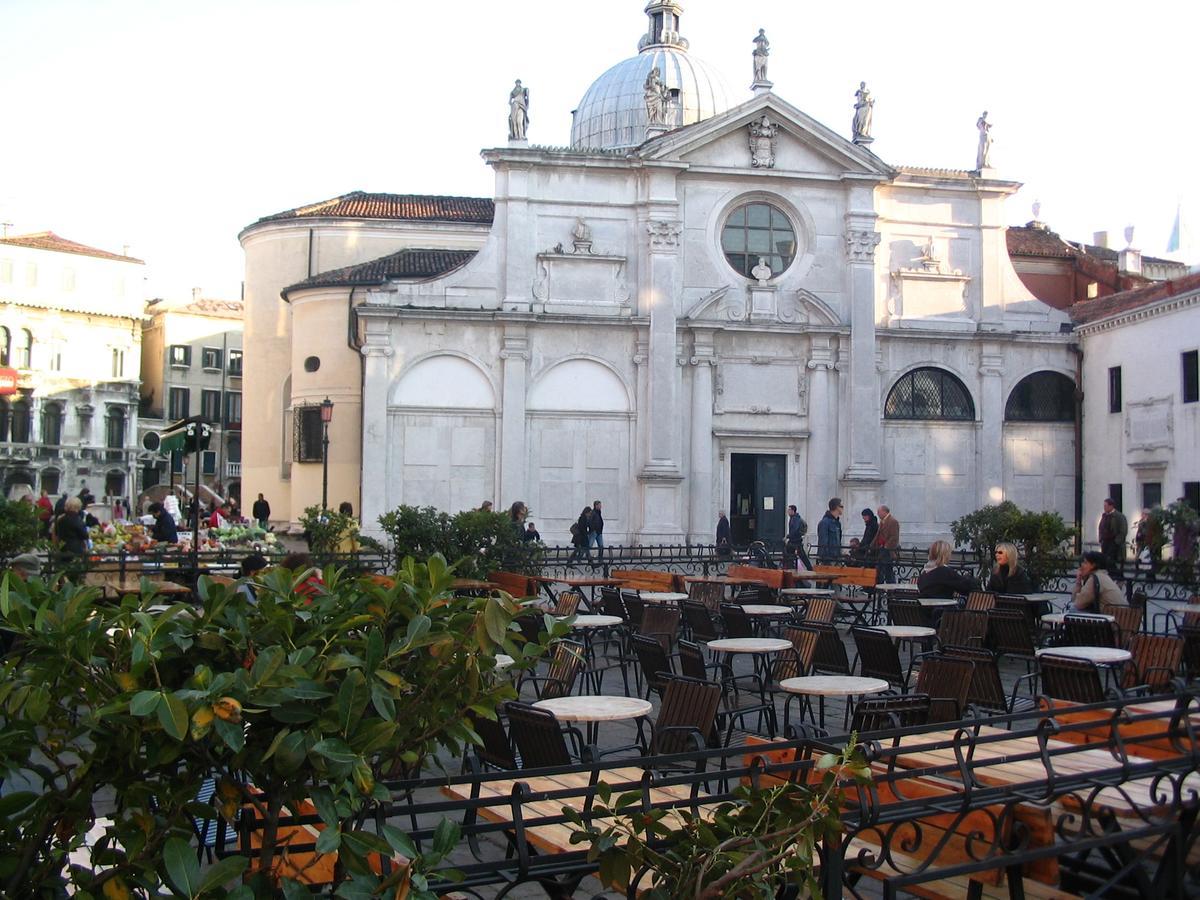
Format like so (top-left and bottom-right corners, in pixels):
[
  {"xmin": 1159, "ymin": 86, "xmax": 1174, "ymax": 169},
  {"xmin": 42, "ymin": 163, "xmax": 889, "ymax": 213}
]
[{"xmin": 1166, "ymin": 204, "xmax": 1181, "ymax": 253}]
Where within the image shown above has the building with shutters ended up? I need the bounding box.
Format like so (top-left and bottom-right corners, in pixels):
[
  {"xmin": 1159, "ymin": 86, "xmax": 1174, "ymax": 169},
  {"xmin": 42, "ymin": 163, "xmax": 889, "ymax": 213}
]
[{"xmin": 240, "ymin": 2, "xmax": 1087, "ymax": 547}]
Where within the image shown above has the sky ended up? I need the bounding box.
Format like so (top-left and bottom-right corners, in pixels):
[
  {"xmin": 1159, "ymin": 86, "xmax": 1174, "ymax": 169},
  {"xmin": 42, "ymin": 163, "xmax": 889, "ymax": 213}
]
[{"xmin": 1, "ymin": 0, "xmax": 1197, "ymax": 301}]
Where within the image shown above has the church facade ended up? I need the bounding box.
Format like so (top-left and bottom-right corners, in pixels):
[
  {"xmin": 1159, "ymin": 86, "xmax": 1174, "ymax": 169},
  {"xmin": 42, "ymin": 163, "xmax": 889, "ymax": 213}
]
[{"xmin": 240, "ymin": 2, "xmax": 1076, "ymax": 547}]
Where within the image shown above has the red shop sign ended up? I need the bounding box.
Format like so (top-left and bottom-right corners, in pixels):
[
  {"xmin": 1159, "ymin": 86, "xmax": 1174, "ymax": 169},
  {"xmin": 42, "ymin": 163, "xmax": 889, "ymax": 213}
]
[{"xmin": 0, "ymin": 367, "xmax": 19, "ymax": 396}]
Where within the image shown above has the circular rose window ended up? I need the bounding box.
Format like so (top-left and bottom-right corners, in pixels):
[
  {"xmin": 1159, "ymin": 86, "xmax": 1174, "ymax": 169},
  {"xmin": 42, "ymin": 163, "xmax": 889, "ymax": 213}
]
[{"xmin": 721, "ymin": 201, "xmax": 796, "ymax": 279}]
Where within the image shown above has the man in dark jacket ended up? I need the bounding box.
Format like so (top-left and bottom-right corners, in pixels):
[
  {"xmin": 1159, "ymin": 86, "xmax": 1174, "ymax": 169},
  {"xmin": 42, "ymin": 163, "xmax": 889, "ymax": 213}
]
[
  {"xmin": 252, "ymin": 493, "xmax": 271, "ymax": 529},
  {"xmin": 1098, "ymin": 498, "xmax": 1128, "ymax": 570},
  {"xmin": 816, "ymin": 498, "xmax": 844, "ymax": 563},
  {"xmin": 716, "ymin": 510, "xmax": 732, "ymax": 557},
  {"xmin": 587, "ymin": 500, "xmax": 605, "ymax": 565},
  {"xmin": 149, "ymin": 502, "xmax": 179, "ymax": 544},
  {"xmin": 785, "ymin": 505, "xmax": 812, "ymax": 571}
]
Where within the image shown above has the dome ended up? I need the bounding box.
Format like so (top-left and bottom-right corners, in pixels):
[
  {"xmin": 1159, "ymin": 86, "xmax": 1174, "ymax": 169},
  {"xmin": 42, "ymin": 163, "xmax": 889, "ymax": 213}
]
[{"xmin": 570, "ymin": 2, "xmax": 734, "ymax": 151}]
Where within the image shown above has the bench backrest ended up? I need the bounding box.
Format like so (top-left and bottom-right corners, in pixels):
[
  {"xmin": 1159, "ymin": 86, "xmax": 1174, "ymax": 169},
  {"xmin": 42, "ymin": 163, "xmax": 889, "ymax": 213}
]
[
  {"xmin": 815, "ymin": 564, "xmax": 877, "ymax": 589},
  {"xmin": 611, "ymin": 569, "xmax": 682, "ymax": 592},
  {"xmin": 487, "ymin": 570, "xmax": 538, "ymax": 598},
  {"xmin": 727, "ymin": 564, "xmax": 786, "ymax": 590}
]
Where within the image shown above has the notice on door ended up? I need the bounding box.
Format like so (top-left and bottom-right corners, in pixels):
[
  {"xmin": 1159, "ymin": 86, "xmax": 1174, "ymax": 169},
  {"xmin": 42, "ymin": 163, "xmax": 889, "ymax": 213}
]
[{"xmin": 762, "ymin": 497, "xmax": 774, "ymax": 510}]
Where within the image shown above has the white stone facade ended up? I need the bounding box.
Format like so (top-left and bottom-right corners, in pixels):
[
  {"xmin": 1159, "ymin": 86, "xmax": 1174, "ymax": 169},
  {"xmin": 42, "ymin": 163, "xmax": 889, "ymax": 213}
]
[{"xmin": 242, "ymin": 87, "xmax": 1078, "ymax": 548}]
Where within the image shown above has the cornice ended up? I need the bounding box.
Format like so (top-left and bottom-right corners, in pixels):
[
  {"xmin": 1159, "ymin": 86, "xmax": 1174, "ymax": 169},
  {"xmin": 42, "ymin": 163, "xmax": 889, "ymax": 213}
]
[{"xmin": 1074, "ymin": 287, "xmax": 1200, "ymax": 335}]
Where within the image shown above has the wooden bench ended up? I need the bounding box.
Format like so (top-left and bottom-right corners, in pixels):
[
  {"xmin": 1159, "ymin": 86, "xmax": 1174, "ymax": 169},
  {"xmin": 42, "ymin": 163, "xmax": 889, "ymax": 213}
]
[
  {"xmin": 610, "ymin": 569, "xmax": 684, "ymax": 593},
  {"xmin": 487, "ymin": 570, "xmax": 539, "ymax": 599},
  {"xmin": 814, "ymin": 564, "xmax": 877, "ymax": 591},
  {"xmin": 727, "ymin": 564, "xmax": 787, "ymax": 590}
]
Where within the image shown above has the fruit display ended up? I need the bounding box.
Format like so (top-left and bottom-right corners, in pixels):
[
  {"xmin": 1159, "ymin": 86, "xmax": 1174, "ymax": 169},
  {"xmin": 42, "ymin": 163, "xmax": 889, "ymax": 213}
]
[{"xmin": 87, "ymin": 520, "xmax": 280, "ymax": 555}]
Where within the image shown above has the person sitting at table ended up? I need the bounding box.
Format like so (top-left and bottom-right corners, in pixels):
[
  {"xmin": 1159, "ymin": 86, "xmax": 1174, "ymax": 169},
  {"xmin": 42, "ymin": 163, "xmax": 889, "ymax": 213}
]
[
  {"xmin": 8, "ymin": 553, "xmax": 42, "ymax": 581},
  {"xmin": 281, "ymin": 551, "xmax": 322, "ymax": 601},
  {"xmin": 238, "ymin": 552, "xmax": 269, "ymax": 603},
  {"xmin": 987, "ymin": 541, "xmax": 1035, "ymax": 594},
  {"xmin": 523, "ymin": 521, "xmax": 542, "ymax": 543},
  {"xmin": 148, "ymin": 501, "xmax": 179, "ymax": 544},
  {"xmin": 1071, "ymin": 550, "xmax": 1127, "ymax": 612},
  {"xmin": 917, "ymin": 540, "xmax": 979, "ymax": 599}
]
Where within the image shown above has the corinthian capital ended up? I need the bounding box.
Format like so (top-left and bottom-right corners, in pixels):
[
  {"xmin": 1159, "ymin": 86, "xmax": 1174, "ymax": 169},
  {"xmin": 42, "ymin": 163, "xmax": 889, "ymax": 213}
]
[
  {"xmin": 845, "ymin": 229, "xmax": 881, "ymax": 263},
  {"xmin": 647, "ymin": 220, "xmax": 684, "ymax": 252}
]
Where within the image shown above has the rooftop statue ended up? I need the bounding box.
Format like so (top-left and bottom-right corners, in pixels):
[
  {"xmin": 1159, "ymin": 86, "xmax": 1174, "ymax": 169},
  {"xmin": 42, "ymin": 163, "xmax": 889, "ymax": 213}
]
[
  {"xmin": 852, "ymin": 82, "xmax": 874, "ymax": 144},
  {"xmin": 976, "ymin": 110, "xmax": 992, "ymax": 170},
  {"xmin": 508, "ymin": 80, "xmax": 529, "ymax": 142},
  {"xmin": 752, "ymin": 29, "xmax": 770, "ymax": 84},
  {"xmin": 644, "ymin": 66, "xmax": 670, "ymax": 127}
]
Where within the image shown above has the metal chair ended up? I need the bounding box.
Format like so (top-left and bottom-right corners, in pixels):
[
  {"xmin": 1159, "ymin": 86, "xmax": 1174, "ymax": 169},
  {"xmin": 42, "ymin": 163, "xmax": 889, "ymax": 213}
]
[
  {"xmin": 647, "ymin": 675, "xmax": 723, "ymax": 755},
  {"xmin": 688, "ymin": 580, "xmax": 723, "ymax": 613},
  {"xmin": 733, "ymin": 585, "xmax": 769, "ymax": 605},
  {"xmin": 940, "ymin": 645, "xmax": 1036, "ymax": 719},
  {"xmin": 850, "ymin": 694, "xmax": 932, "ymax": 733},
  {"xmin": 599, "ymin": 586, "xmax": 628, "ymax": 621},
  {"xmin": 630, "ymin": 633, "xmax": 675, "ymax": 700},
  {"xmin": 965, "ymin": 591, "xmax": 997, "ymax": 612},
  {"xmin": 719, "ymin": 603, "xmax": 755, "ymax": 639},
  {"xmin": 519, "ymin": 639, "xmax": 584, "ymax": 700},
  {"xmin": 677, "ymin": 639, "xmax": 723, "ymax": 681},
  {"xmin": 682, "ymin": 599, "xmax": 721, "ymax": 643},
  {"xmin": 914, "ymin": 655, "xmax": 975, "ymax": 723},
  {"xmin": 1181, "ymin": 625, "xmax": 1200, "ymax": 680},
  {"xmin": 996, "ymin": 595, "xmax": 1039, "ymax": 636},
  {"xmin": 852, "ymin": 626, "xmax": 908, "ymax": 690},
  {"xmin": 1037, "ymin": 654, "xmax": 1109, "ymax": 704},
  {"xmin": 804, "ymin": 622, "xmax": 852, "ymax": 676},
  {"xmin": 1062, "ymin": 614, "xmax": 1118, "ymax": 649},
  {"xmin": 464, "ymin": 708, "xmax": 517, "ymax": 771},
  {"xmin": 639, "ymin": 605, "xmax": 680, "ymax": 653},
  {"xmin": 1122, "ymin": 634, "xmax": 1183, "ymax": 694},
  {"xmin": 986, "ymin": 609, "xmax": 1038, "ymax": 672},
  {"xmin": 552, "ymin": 589, "xmax": 583, "ymax": 617},
  {"xmin": 620, "ymin": 590, "xmax": 645, "ymax": 630},
  {"xmin": 889, "ymin": 597, "xmax": 932, "ymax": 629},
  {"xmin": 1106, "ymin": 605, "xmax": 1143, "ymax": 647},
  {"xmin": 937, "ymin": 610, "xmax": 987, "ymax": 650},
  {"xmin": 504, "ymin": 701, "xmax": 586, "ymax": 767},
  {"xmin": 804, "ymin": 596, "xmax": 836, "ymax": 625}
]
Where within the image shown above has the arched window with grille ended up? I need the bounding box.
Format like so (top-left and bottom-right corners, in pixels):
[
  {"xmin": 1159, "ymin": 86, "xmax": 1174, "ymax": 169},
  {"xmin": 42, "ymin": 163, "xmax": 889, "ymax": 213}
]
[
  {"xmin": 884, "ymin": 367, "xmax": 975, "ymax": 421},
  {"xmin": 10, "ymin": 399, "xmax": 31, "ymax": 442},
  {"xmin": 18, "ymin": 329, "xmax": 32, "ymax": 369},
  {"xmin": 1005, "ymin": 371, "xmax": 1076, "ymax": 422},
  {"xmin": 41, "ymin": 403, "xmax": 63, "ymax": 446}
]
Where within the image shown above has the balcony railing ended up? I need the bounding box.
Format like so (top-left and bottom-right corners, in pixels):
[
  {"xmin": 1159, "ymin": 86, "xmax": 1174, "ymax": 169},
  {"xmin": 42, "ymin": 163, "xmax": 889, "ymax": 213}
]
[{"xmin": 226, "ymin": 462, "xmax": 241, "ymax": 478}]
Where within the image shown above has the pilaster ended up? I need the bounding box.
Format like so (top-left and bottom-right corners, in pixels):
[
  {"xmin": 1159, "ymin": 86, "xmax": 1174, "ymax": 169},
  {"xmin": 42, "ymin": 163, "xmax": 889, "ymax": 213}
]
[
  {"xmin": 806, "ymin": 335, "xmax": 838, "ymax": 507},
  {"xmin": 359, "ymin": 326, "xmax": 393, "ymax": 538},
  {"xmin": 688, "ymin": 330, "xmax": 716, "ymax": 542},
  {"xmin": 978, "ymin": 348, "xmax": 1005, "ymax": 505},
  {"xmin": 842, "ymin": 213, "xmax": 883, "ymax": 484},
  {"xmin": 499, "ymin": 326, "xmax": 529, "ymax": 506}
]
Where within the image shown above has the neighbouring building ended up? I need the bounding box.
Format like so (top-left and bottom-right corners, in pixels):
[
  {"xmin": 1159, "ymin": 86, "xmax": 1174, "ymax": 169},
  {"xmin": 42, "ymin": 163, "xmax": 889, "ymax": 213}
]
[
  {"xmin": 1073, "ymin": 272, "xmax": 1200, "ymax": 542},
  {"xmin": 138, "ymin": 293, "xmax": 244, "ymax": 507},
  {"xmin": 0, "ymin": 231, "xmax": 144, "ymax": 504},
  {"xmin": 240, "ymin": 2, "xmax": 1086, "ymax": 546}
]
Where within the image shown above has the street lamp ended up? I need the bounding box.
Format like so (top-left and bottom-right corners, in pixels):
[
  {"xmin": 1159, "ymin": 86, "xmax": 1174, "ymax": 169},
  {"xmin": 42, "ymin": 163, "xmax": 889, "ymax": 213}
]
[{"xmin": 320, "ymin": 397, "xmax": 334, "ymax": 511}]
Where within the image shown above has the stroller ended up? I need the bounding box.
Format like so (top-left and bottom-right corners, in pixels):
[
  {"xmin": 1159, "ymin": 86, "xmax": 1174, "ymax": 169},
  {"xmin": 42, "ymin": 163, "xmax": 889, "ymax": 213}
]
[{"xmin": 744, "ymin": 540, "xmax": 778, "ymax": 569}]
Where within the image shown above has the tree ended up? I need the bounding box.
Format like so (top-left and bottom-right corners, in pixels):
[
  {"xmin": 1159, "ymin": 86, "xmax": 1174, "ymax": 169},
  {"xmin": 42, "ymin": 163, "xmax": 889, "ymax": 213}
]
[
  {"xmin": 377, "ymin": 505, "xmax": 542, "ymax": 579},
  {"xmin": 950, "ymin": 501, "xmax": 1076, "ymax": 584},
  {"xmin": 0, "ymin": 496, "xmax": 41, "ymax": 563}
]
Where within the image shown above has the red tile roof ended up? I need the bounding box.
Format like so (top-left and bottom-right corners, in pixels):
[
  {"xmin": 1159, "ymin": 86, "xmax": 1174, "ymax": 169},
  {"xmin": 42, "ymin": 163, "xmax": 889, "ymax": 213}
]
[
  {"xmin": 147, "ymin": 297, "xmax": 243, "ymax": 319},
  {"xmin": 1006, "ymin": 225, "xmax": 1078, "ymax": 259},
  {"xmin": 282, "ymin": 248, "xmax": 478, "ymax": 298},
  {"xmin": 256, "ymin": 191, "xmax": 495, "ymax": 226},
  {"xmin": 0, "ymin": 231, "xmax": 144, "ymax": 263},
  {"xmin": 1070, "ymin": 270, "xmax": 1200, "ymax": 325}
]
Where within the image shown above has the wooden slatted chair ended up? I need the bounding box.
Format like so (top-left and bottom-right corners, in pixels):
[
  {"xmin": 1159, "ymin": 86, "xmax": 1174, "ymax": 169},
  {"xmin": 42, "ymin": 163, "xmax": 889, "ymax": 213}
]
[
  {"xmin": 1105, "ymin": 604, "xmax": 1142, "ymax": 647},
  {"xmin": 552, "ymin": 590, "xmax": 583, "ymax": 618},
  {"xmin": 646, "ymin": 675, "xmax": 723, "ymax": 755},
  {"xmin": 504, "ymin": 702, "xmax": 586, "ymax": 767},
  {"xmin": 914, "ymin": 655, "xmax": 976, "ymax": 723},
  {"xmin": 804, "ymin": 596, "xmax": 836, "ymax": 624},
  {"xmin": 965, "ymin": 591, "xmax": 997, "ymax": 612},
  {"xmin": 889, "ymin": 597, "xmax": 933, "ymax": 629},
  {"xmin": 852, "ymin": 626, "xmax": 908, "ymax": 690},
  {"xmin": 687, "ymin": 580, "xmax": 723, "ymax": 613},
  {"xmin": 719, "ymin": 603, "xmax": 755, "ymax": 640},
  {"xmin": 937, "ymin": 610, "xmax": 988, "ymax": 650},
  {"xmin": 1122, "ymin": 634, "xmax": 1183, "ymax": 694},
  {"xmin": 1037, "ymin": 654, "xmax": 1109, "ymax": 704},
  {"xmin": 630, "ymin": 633, "xmax": 674, "ymax": 699},
  {"xmin": 941, "ymin": 646, "xmax": 1037, "ymax": 718},
  {"xmin": 518, "ymin": 640, "xmax": 584, "ymax": 701},
  {"xmin": 986, "ymin": 609, "xmax": 1038, "ymax": 673},
  {"xmin": 682, "ymin": 600, "xmax": 721, "ymax": 643},
  {"xmin": 638, "ymin": 605, "xmax": 680, "ymax": 653},
  {"xmin": 1062, "ymin": 614, "xmax": 1118, "ymax": 649},
  {"xmin": 850, "ymin": 694, "xmax": 932, "ymax": 733}
]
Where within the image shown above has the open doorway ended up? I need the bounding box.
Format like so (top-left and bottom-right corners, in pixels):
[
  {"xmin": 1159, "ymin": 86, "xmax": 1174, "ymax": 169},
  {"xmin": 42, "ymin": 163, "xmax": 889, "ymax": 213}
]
[{"xmin": 729, "ymin": 453, "xmax": 787, "ymax": 546}]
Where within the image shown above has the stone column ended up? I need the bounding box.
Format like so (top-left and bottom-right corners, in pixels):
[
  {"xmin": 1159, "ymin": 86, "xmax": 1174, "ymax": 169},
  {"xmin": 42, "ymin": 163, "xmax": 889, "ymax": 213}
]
[
  {"xmin": 978, "ymin": 347, "xmax": 1005, "ymax": 506},
  {"xmin": 807, "ymin": 335, "xmax": 837, "ymax": 504},
  {"xmin": 498, "ymin": 325, "xmax": 529, "ymax": 507},
  {"xmin": 842, "ymin": 214, "xmax": 883, "ymax": 485},
  {"xmin": 688, "ymin": 330, "xmax": 716, "ymax": 542},
  {"xmin": 358, "ymin": 321, "xmax": 393, "ymax": 539},
  {"xmin": 638, "ymin": 219, "xmax": 685, "ymax": 540}
]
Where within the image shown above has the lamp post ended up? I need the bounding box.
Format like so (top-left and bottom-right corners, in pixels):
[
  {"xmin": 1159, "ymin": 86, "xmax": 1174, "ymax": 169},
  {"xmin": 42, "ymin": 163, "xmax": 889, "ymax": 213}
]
[{"xmin": 320, "ymin": 397, "xmax": 334, "ymax": 511}]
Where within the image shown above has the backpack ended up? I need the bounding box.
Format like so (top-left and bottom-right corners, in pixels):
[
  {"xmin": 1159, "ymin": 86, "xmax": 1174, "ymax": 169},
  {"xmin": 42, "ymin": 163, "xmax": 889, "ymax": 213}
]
[{"xmin": 569, "ymin": 522, "xmax": 580, "ymax": 538}]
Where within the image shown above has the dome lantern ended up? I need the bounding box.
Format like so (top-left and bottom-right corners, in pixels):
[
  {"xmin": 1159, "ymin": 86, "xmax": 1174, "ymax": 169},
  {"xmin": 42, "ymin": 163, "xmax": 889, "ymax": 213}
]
[{"xmin": 638, "ymin": 1, "xmax": 688, "ymax": 52}]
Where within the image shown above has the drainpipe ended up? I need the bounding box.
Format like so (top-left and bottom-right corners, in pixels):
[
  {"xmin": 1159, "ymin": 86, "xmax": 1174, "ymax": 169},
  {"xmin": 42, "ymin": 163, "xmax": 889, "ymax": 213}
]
[
  {"xmin": 1069, "ymin": 342, "xmax": 1084, "ymax": 554},
  {"xmin": 347, "ymin": 288, "xmax": 363, "ymax": 520}
]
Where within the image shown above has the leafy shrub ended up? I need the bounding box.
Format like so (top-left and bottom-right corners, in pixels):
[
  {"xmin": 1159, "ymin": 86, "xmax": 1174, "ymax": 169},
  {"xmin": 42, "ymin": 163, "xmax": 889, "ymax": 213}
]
[
  {"xmin": 0, "ymin": 497, "xmax": 41, "ymax": 563},
  {"xmin": 297, "ymin": 504, "xmax": 358, "ymax": 558},
  {"xmin": 950, "ymin": 501, "xmax": 1076, "ymax": 584},
  {"xmin": 0, "ymin": 556, "xmax": 559, "ymax": 896},
  {"xmin": 1145, "ymin": 500, "xmax": 1199, "ymax": 583},
  {"xmin": 377, "ymin": 505, "xmax": 542, "ymax": 579}
]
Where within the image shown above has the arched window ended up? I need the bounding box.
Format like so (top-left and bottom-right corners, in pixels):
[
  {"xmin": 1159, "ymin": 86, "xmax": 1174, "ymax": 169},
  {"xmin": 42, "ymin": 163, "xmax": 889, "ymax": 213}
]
[
  {"xmin": 0, "ymin": 326, "xmax": 9, "ymax": 367},
  {"xmin": 105, "ymin": 406, "xmax": 126, "ymax": 449},
  {"xmin": 885, "ymin": 367, "xmax": 975, "ymax": 421},
  {"xmin": 1005, "ymin": 371, "xmax": 1076, "ymax": 422},
  {"xmin": 721, "ymin": 201, "xmax": 797, "ymax": 279},
  {"xmin": 41, "ymin": 403, "xmax": 63, "ymax": 446},
  {"xmin": 18, "ymin": 329, "xmax": 32, "ymax": 369},
  {"xmin": 10, "ymin": 399, "xmax": 31, "ymax": 442},
  {"xmin": 0, "ymin": 398, "xmax": 8, "ymax": 441},
  {"xmin": 41, "ymin": 468, "xmax": 60, "ymax": 495}
]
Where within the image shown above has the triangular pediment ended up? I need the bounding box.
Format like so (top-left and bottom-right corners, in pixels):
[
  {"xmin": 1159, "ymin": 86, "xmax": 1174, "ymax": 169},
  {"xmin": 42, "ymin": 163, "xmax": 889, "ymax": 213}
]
[{"xmin": 637, "ymin": 93, "xmax": 894, "ymax": 180}]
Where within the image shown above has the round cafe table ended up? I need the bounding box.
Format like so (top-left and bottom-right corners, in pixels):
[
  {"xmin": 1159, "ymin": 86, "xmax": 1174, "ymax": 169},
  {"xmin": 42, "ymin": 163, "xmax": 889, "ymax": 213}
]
[
  {"xmin": 639, "ymin": 591, "xmax": 689, "ymax": 605},
  {"xmin": 558, "ymin": 614, "xmax": 623, "ymax": 628},
  {"xmin": 532, "ymin": 694, "xmax": 653, "ymax": 747},
  {"xmin": 873, "ymin": 625, "xmax": 935, "ymax": 641},
  {"xmin": 741, "ymin": 604, "xmax": 791, "ymax": 616},
  {"xmin": 707, "ymin": 638, "xmax": 793, "ymax": 736},
  {"xmin": 779, "ymin": 587, "xmax": 835, "ymax": 598},
  {"xmin": 875, "ymin": 583, "xmax": 919, "ymax": 593},
  {"xmin": 556, "ymin": 614, "xmax": 626, "ymax": 694},
  {"xmin": 1036, "ymin": 646, "xmax": 1131, "ymax": 666},
  {"xmin": 778, "ymin": 675, "xmax": 890, "ymax": 731},
  {"xmin": 917, "ymin": 598, "xmax": 958, "ymax": 608},
  {"xmin": 495, "ymin": 653, "xmax": 515, "ymax": 670},
  {"xmin": 1041, "ymin": 612, "xmax": 1113, "ymax": 626}
]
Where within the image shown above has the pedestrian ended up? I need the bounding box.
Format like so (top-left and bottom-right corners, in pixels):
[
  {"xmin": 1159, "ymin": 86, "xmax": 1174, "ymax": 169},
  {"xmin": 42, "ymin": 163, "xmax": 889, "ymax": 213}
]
[
  {"xmin": 54, "ymin": 492, "xmax": 68, "ymax": 516},
  {"xmin": 587, "ymin": 500, "xmax": 605, "ymax": 566},
  {"xmin": 252, "ymin": 493, "xmax": 271, "ymax": 530},
  {"xmin": 570, "ymin": 506, "xmax": 592, "ymax": 564},
  {"xmin": 35, "ymin": 488, "xmax": 54, "ymax": 537},
  {"xmin": 1098, "ymin": 497, "xmax": 1128, "ymax": 572},
  {"xmin": 52, "ymin": 497, "xmax": 90, "ymax": 557},
  {"xmin": 816, "ymin": 498, "xmax": 844, "ymax": 563},
  {"xmin": 716, "ymin": 510, "xmax": 732, "ymax": 557},
  {"xmin": 148, "ymin": 501, "xmax": 180, "ymax": 544},
  {"xmin": 1171, "ymin": 499, "xmax": 1197, "ymax": 562},
  {"xmin": 524, "ymin": 521, "xmax": 542, "ymax": 543},
  {"xmin": 874, "ymin": 504, "xmax": 900, "ymax": 583},
  {"xmin": 1072, "ymin": 550, "xmax": 1127, "ymax": 611},
  {"xmin": 336, "ymin": 501, "xmax": 360, "ymax": 554},
  {"xmin": 509, "ymin": 501, "xmax": 528, "ymax": 540},
  {"xmin": 784, "ymin": 505, "xmax": 812, "ymax": 571},
  {"xmin": 856, "ymin": 508, "xmax": 879, "ymax": 560},
  {"xmin": 917, "ymin": 540, "xmax": 978, "ymax": 599},
  {"xmin": 480, "ymin": 500, "xmax": 494, "ymax": 512}
]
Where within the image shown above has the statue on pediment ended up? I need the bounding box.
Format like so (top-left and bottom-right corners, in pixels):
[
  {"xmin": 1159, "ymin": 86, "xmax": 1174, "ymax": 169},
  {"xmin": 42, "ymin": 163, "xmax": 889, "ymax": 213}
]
[
  {"xmin": 748, "ymin": 114, "xmax": 778, "ymax": 168},
  {"xmin": 852, "ymin": 82, "xmax": 874, "ymax": 144},
  {"xmin": 976, "ymin": 110, "xmax": 993, "ymax": 170},
  {"xmin": 752, "ymin": 29, "xmax": 770, "ymax": 84},
  {"xmin": 508, "ymin": 80, "xmax": 529, "ymax": 141}
]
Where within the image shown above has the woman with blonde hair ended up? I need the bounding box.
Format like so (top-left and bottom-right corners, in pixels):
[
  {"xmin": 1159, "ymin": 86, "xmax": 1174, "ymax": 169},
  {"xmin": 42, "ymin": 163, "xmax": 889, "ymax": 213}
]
[
  {"xmin": 987, "ymin": 542, "xmax": 1035, "ymax": 594},
  {"xmin": 917, "ymin": 539, "xmax": 979, "ymax": 599}
]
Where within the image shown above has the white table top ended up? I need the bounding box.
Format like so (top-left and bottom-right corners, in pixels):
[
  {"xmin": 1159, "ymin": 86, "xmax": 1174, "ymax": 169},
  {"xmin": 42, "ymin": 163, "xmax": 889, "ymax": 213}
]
[
  {"xmin": 875, "ymin": 583, "xmax": 919, "ymax": 592},
  {"xmin": 494, "ymin": 653, "xmax": 515, "ymax": 670},
  {"xmin": 1020, "ymin": 593, "xmax": 1063, "ymax": 605},
  {"xmin": 873, "ymin": 625, "xmax": 936, "ymax": 640},
  {"xmin": 917, "ymin": 598, "xmax": 958, "ymax": 607},
  {"xmin": 741, "ymin": 604, "xmax": 792, "ymax": 616},
  {"xmin": 778, "ymin": 588, "xmax": 835, "ymax": 597},
  {"xmin": 559, "ymin": 614, "xmax": 623, "ymax": 628},
  {"xmin": 778, "ymin": 675, "xmax": 891, "ymax": 697},
  {"xmin": 707, "ymin": 637, "xmax": 793, "ymax": 654},
  {"xmin": 1037, "ymin": 646, "xmax": 1131, "ymax": 664},
  {"xmin": 1041, "ymin": 612, "xmax": 1114, "ymax": 625},
  {"xmin": 1154, "ymin": 601, "xmax": 1200, "ymax": 614},
  {"xmin": 639, "ymin": 591, "xmax": 689, "ymax": 603},
  {"xmin": 532, "ymin": 695, "xmax": 653, "ymax": 722}
]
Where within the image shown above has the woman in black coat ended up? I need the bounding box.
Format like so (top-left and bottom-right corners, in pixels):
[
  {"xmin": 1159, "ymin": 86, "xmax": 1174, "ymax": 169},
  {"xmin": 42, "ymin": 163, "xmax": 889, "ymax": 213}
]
[
  {"xmin": 917, "ymin": 540, "xmax": 979, "ymax": 599},
  {"xmin": 53, "ymin": 497, "xmax": 90, "ymax": 557},
  {"xmin": 986, "ymin": 542, "xmax": 1036, "ymax": 594},
  {"xmin": 855, "ymin": 508, "xmax": 879, "ymax": 560}
]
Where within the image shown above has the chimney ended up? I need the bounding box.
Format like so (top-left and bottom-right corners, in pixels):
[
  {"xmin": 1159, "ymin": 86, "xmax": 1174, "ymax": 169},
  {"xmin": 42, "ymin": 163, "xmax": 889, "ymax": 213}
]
[
  {"xmin": 1118, "ymin": 225, "xmax": 1142, "ymax": 276},
  {"xmin": 1092, "ymin": 231, "xmax": 1109, "ymax": 249}
]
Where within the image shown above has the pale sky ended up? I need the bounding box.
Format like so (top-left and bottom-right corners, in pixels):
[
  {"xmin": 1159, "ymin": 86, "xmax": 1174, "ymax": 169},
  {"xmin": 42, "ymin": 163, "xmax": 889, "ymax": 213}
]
[{"xmin": 1, "ymin": 0, "xmax": 1196, "ymax": 301}]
